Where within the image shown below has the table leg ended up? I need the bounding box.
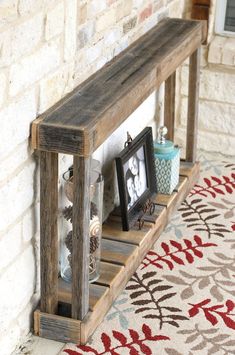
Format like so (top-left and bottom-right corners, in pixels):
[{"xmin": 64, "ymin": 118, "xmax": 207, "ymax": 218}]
[
  {"xmin": 71, "ymin": 156, "xmax": 90, "ymax": 320},
  {"xmin": 186, "ymin": 48, "xmax": 200, "ymax": 162},
  {"xmin": 40, "ymin": 151, "xmax": 58, "ymax": 314}
]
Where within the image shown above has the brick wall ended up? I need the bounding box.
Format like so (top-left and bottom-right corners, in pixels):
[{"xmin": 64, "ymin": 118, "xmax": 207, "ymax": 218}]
[
  {"xmin": 0, "ymin": 1, "xmax": 185, "ymax": 354},
  {"xmin": 175, "ymin": 0, "xmax": 235, "ymax": 157}
]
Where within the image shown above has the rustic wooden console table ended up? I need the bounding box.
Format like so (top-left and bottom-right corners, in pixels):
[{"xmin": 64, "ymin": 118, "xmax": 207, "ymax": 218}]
[{"xmin": 32, "ymin": 18, "xmax": 205, "ymax": 343}]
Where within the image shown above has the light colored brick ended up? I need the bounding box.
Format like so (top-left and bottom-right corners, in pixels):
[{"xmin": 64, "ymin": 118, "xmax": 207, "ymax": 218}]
[
  {"xmin": 200, "ymin": 69, "xmax": 235, "ymax": 103},
  {"xmin": 39, "ymin": 65, "xmax": 71, "ymax": 113},
  {"xmin": 88, "ymin": 0, "xmax": 106, "ymax": 17},
  {"xmin": 95, "ymin": 56, "xmax": 109, "ymax": 70},
  {"xmin": 77, "ymin": 21, "xmax": 95, "ymax": 49},
  {"xmin": 153, "ymin": 0, "xmax": 164, "ymax": 12},
  {"xmin": 0, "ymin": 246, "xmax": 35, "ymax": 332},
  {"xmin": 139, "ymin": 4, "xmax": 153, "ymax": 23},
  {"xmin": 64, "ymin": 0, "xmax": 77, "ymax": 61},
  {"xmin": 0, "ymin": 161, "xmax": 35, "ymax": 232},
  {"xmin": 0, "ymin": 72, "xmax": 7, "ymax": 108},
  {"xmin": 208, "ymin": 36, "xmax": 225, "ymax": 64},
  {"xmin": 0, "ymin": 29, "xmax": 11, "ymax": 67},
  {"xmin": 222, "ymin": 37, "xmax": 235, "ymax": 66},
  {"xmin": 104, "ymin": 27, "xmax": 121, "ymax": 45},
  {"xmin": 0, "ymin": 142, "xmax": 32, "ymax": 185},
  {"xmin": 168, "ymin": 0, "xmax": 184, "ymax": 17},
  {"xmin": 198, "ymin": 130, "xmax": 235, "ymax": 156},
  {"xmin": 123, "ymin": 16, "xmax": 137, "ymax": 34},
  {"xmin": 133, "ymin": 0, "xmax": 145, "ymax": 8},
  {"xmin": 143, "ymin": 11, "xmax": 160, "ymax": 32},
  {"xmin": 181, "ymin": 66, "xmax": 235, "ymax": 103},
  {"xmin": 45, "ymin": 2, "xmax": 64, "ymax": 40},
  {"xmin": 113, "ymin": 37, "xmax": 129, "ymax": 56},
  {"xmin": 0, "ymin": 0, "xmax": 18, "ymax": 28},
  {"xmin": 175, "ymin": 126, "xmax": 235, "ymax": 157},
  {"xmin": 107, "ymin": 0, "xmax": 118, "ymax": 4},
  {"xmin": 117, "ymin": 0, "xmax": 132, "ymax": 21},
  {"xmin": 0, "ymin": 223, "xmax": 22, "ymax": 270},
  {"xmin": 22, "ymin": 207, "xmax": 39, "ymax": 243},
  {"xmin": 157, "ymin": 7, "xmax": 169, "ymax": 21},
  {"xmin": 180, "ymin": 97, "xmax": 235, "ymax": 135},
  {"xmin": 85, "ymin": 42, "xmax": 103, "ymax": 65},
  {"xmin": 0, "ymin": 90, "xmax": 36, "ymax": 160},
  {"xmin": 17, "ymin": 299, "xmax": 40, "ymax": 339},
  {"xmin": 9, "ymin": 40, "xmax": 61, "ymax": 96},
  {"xmin": 18, "ymin": 0, "xmax": 42, "ymax": 16},
  {"xmin": 11, "ymin": 13, "xmax": 43, "ymax": 61},
  {"xmin": 200, "ymin": 46, "xmax": 208, "ymax": 67},
  {"xmin": 78, "ymin": 2, "xmax": 87, "ymax": 25},
  {"xmin": 96, "ymin": 8, "xmax": 116, "ymax": 33}
]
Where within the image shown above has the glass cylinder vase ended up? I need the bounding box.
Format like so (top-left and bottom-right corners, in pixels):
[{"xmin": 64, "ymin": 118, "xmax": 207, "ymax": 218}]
[{"xmin": 60, "ymin": 161, "xmax": 103, "ymax": 283}]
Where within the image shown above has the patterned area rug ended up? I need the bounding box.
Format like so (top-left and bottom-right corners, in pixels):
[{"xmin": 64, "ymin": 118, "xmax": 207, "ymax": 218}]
[{"xmin": 62, "ymin": 156, "xmax": 235, "ymax": 355}]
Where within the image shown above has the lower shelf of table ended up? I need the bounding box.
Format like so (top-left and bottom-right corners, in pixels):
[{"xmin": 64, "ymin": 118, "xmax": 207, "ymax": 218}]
[{"xmin": 34, "ymin": 161, "xmax": 200, "ymax": 344}]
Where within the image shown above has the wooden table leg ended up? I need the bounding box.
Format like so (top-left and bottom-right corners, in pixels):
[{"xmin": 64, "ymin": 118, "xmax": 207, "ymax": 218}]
[
  {"xmin": 164, "ymin": 71, "xmax": 176, "ymax": 141},
  {"xmin": 40, "ymin": 151, "xmax": 58, "ymax": 314},
  {"xmin": 186, "ymin": 48, "xmax": 200, "ymax": 162},
  {"xmin": 72, "ymin": 156, "xmax": 90, "ymax": 320}
]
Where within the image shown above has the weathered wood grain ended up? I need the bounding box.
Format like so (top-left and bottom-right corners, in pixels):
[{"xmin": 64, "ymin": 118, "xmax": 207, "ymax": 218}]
[
  {"xmin": 31, "ymin": 18, "xmax": 204, "ymax": 156},
  {"xmin": 58, "ymin": 278, "xmax": 109, "ymax": 312},
  {"xmin": 174, "ymin": 176, "xmax": 188, "ymax": 194},
  {"xmin": 164, "ymin": 71, "xmax": 176, "ymax": 141},
  {"xmin": 137, "ymin": 206, "xmax": 167, "ymax": 259},
  {"xmin": 186, "ymin": 48, "xmax": 200, "ymax": 163},
  {"xmin": 180, "ymin": 161, "xmax": 200, "ymax": 196},
  {"xmin": 35, "ymin": 309, "xmax": 81, "ymax": 343},
  {"xmin": 95, "ymin": 262, "xmax": 125, "ymax": 297},
  {"xmin": 101, "ymin": 239, "xmax": 139, "ymax": 267},
  {"xmin": 71, "ymin": 156, "xmax": 90, "ymax": 320},
  {"xmin": 154, "ymin": 192, "xmax": 177, "ymax": 207},
  {"xmin": 40, "ymin": 151, "xmax": 58, "ymax": 314},
  {"xmin": 102, "ymin": 222, "xmax": 146, "ymax": 245}
]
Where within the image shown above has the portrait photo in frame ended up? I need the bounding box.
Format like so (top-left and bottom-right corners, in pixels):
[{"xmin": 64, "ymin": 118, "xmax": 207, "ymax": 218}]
[{"xmin": 115, "ymin": 127, "xmax": 157, "ymax": 231}]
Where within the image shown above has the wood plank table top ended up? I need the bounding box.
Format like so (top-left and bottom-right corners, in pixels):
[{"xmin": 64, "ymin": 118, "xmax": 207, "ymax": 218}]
[{"xmin": 31, "ymin": 18, "xmax": 205, "ymax": 156}]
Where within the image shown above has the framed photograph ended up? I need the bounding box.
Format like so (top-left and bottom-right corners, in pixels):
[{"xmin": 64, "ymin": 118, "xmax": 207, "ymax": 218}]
[{"xmin": 115, "ymin": 127, "xmax": 157, "ymax": 231}]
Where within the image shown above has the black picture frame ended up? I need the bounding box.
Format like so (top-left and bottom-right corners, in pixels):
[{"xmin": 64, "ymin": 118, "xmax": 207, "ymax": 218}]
[{"xmin": 115, "ymin": 127, "xmax": 157, "ymax": 231}]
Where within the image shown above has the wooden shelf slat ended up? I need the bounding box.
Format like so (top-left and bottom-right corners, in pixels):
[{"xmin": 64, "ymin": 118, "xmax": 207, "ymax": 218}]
[
  {"xmin": 101, "ymin": 239, "xmax": 139, "ymax": 266},
  {"xmin": 102, "ymin": 222, "xmax": 146, "ymax": 245},
  {"xmin": 58, "ymin": 278, "xmax": 109, "ymax": 312},
  {"xmin": 94, "ymin": 262, "xmax": 124, "ymax": 289}
]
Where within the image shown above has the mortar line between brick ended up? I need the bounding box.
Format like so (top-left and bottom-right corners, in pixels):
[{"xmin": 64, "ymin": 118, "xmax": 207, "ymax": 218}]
[{"xmin": 181, "ymin": 94, "xmax": 235, "ymax": 107}]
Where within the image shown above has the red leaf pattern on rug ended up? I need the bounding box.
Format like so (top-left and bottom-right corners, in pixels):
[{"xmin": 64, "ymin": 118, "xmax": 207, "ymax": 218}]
[
  {"xmin": 189, "ymin": 173, "xmax": 235, "ymax": 198},
  {"xmin": 67, "ymin": 324, "xmax": 169, "ymax": 355},
  {"xmin": 189, "ymin": 299, "xmax": 235, "ymax": 330},
  {"xmin": 141, "ymin": 235, "xmax": 216, "ymax": 270}
]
